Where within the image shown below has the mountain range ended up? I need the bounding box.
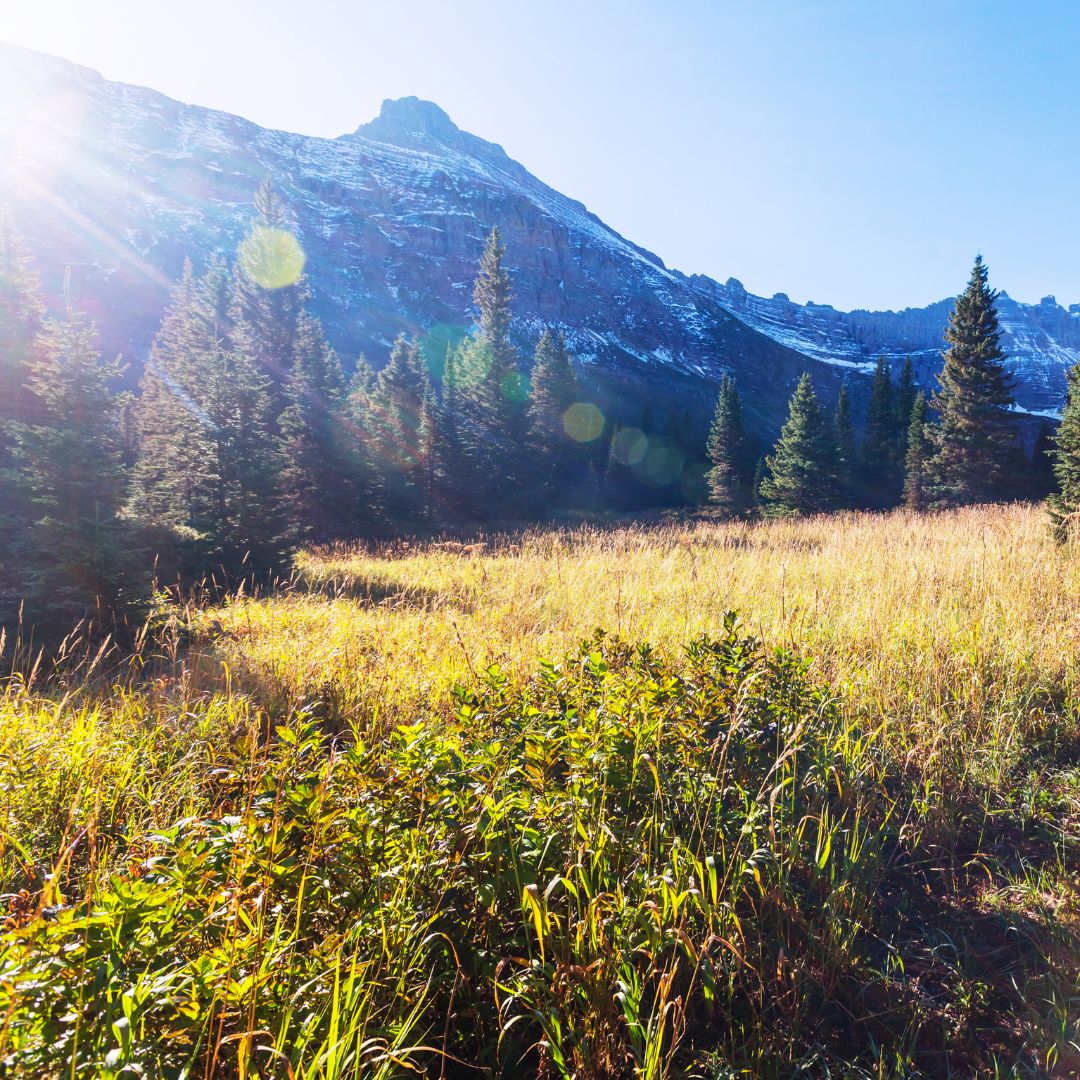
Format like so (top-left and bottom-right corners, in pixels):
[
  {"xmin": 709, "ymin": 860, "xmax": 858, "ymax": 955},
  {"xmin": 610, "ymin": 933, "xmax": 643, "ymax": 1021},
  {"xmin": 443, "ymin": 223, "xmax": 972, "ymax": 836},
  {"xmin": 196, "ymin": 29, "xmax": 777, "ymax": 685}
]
[{"xmin": 0, "ymin": 42, "xmax": 1072, "ymax": 437}]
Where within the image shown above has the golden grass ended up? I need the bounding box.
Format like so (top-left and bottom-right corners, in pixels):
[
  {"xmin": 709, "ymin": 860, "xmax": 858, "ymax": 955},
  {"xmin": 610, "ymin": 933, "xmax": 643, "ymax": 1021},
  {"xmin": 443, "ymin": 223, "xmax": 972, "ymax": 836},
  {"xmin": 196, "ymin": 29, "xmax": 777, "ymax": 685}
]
[{"xmin": 208, "ymin": 502, "xmax": 1080, "ymax": 782}]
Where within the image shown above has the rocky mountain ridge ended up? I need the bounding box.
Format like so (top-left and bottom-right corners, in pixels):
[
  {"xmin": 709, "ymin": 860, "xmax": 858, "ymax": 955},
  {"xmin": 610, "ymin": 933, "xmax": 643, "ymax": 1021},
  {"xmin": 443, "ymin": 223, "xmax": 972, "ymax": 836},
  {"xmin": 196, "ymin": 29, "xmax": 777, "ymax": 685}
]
[{"xmin": 0, "ymin": 42, "xmax": 1073, "ymax": 430}]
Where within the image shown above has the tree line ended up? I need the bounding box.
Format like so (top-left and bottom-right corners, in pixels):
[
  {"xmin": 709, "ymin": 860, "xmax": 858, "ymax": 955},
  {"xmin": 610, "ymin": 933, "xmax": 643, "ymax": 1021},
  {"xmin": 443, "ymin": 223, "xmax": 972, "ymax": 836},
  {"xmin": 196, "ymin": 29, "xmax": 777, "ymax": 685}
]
[
  {"xmin": 705, "ymin": 255, "xmax": 1080, "ymax": 528},
  {"xmin": 1, "ymin": 186, "xmax": 1079, "ymax": 636}
]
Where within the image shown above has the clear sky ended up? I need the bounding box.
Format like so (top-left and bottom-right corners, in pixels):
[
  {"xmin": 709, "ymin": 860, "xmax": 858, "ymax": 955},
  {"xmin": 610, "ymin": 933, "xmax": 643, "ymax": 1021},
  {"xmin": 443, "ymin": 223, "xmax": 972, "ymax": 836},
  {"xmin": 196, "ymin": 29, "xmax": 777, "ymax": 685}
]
[{"xmin": 2, "ymin": 0, "xmax": 1078, "ymax": 311}]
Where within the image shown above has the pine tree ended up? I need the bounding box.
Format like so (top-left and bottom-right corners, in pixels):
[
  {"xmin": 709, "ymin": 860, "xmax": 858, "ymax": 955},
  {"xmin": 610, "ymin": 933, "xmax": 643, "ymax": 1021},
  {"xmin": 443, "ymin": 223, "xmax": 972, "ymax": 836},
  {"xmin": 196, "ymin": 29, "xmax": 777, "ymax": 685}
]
[
  {"xmin": 861, "ymin": 355, "xmax": 896, "ymax": 503},
  {"xmin": 129, "ymin": 260, "xmax": 217, "ymax": 539},
  {"xmin": 367, "ymin": 334, "xmax": 434, "ymax": 528},
  {"xmin": 751, "ymin": 456, "xmax": 768, "ymax": 512},
  {"xmin": 452, "ymin": 226, "xmax": 527, "ymax": 518},
  {"xmin": 130, "ymin": 260, "xmax": 284, "ymax": 577},
  {"xmin": 833, "ymin": 383, "xmax": 857, "ymax": 507},
  {"xmin": 705, "ymin": 374, "xmax": 746, "ymax": 515},
  {"xmin": 894, "ymin": 357, "xmax": 918, "ymax": 449},
  {"xmin": 528, "ymin": 329, "xmax": 581, "ymax": 508},
  {"xmin": 903, "ymin": 393, "xmax": 931, "ymax": 511},
  {"xmin": 925, "ymin": 255, "xmax": 1020, "ymax": 506},
  {"xmin": 278, "ymin": 311, "xmax": 365, "ymax": 544},
  {"xmin": 1049, "ymin": 362, "xmax": 1080, "ymax": 541},
  {"xmin": 231, "ymin": 178, "xmax": 307, "ymax": 410},
  {"xmin": 759, "ymin": 373, "xmax": 838, "ymax": 517},
  {"xmin": 5, "ymin": 291, "xmax": 132, "ymax": 627}
]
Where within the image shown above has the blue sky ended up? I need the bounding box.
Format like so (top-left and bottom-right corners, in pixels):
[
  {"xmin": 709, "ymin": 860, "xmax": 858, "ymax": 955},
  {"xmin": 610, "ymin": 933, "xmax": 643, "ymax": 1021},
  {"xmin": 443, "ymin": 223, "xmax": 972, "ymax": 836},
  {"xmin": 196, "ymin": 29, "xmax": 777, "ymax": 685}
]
[{"xmin": 2, "ymin": 0, "xmax": 1078, "ymax": 311}]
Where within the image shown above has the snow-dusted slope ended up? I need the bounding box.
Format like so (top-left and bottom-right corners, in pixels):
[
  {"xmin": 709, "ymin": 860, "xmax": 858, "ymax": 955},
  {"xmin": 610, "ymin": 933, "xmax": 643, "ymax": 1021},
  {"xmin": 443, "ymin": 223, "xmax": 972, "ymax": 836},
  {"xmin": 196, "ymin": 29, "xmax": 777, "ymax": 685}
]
[{"xmin": 0, "ymin": 42, "xmax": 1072, "ymax": 423}]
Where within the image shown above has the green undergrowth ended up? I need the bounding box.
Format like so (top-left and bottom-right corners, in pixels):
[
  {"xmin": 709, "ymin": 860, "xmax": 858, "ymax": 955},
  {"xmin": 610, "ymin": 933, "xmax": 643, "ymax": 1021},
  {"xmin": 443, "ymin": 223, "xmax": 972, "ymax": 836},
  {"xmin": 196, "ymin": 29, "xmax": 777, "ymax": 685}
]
[{"xmin": 0, "ymin": 617, "xmax": 1077, "ymax": 1078}]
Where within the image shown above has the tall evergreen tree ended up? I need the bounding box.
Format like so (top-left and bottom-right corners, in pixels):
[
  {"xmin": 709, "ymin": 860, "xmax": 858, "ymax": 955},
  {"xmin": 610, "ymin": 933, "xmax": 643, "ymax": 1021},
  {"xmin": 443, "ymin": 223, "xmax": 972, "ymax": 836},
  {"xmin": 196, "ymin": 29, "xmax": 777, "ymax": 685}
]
[
  {"xmin": 131, "ymin": 260, "xmax": 283, "ymax": 577},
  {"xmin": 894, "ymin": 356, "xmax": 918, "ymax": 449},
  {"xmin": 452, "ymin": 226, "xmax": 527, "ymax": 518},
  {"xmin": 5, "ymin": 292, "xmax": 131, "ymax": 626},
  {"xmin": 528, "ymin": 328, "xmax": 581, "ymax": 508},
  {"xmin": 903, "ymin": 393, "xmax": 931, "ymax": 511},
  {"xmin": 278, "ymin": 311, "xmax": 366, "ymax": 544},
  {"xmin": 705, "ymin": 374, "xmax": 747, "ymax": 515},
  {"xmin": 860, "ymin": 355, "xmax": 896, "ymax": 502},
  {"xmin": 231, "ymin": 178, "xmax": 307, "ymax": 408},
  {"xmin": 760, "ymin": 373, "xmax": 838, "ymax": 517},
  {"xmin": 367, "ymin": 334, "xmax": 434, "ymax": 527},
  {"xmin": 1049, "ymin": 361, "xmax": 1080, "ymax": 541},
  {"xmin": 833, "ymin": 383, "xmax": 857, "ymax": 507},
  {"xmin": 925, "ymin": 255, "xmax": 1019, "ymax": 506}
]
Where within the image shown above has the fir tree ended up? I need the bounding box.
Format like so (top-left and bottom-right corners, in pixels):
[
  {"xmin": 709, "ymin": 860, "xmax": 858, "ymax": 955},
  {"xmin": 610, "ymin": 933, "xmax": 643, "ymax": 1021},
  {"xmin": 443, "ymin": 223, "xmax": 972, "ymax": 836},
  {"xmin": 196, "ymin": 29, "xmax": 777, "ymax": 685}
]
[
  {"xmin": 1049, "ymin": 362, "xmax": 1080, "ymax": 541},
  {"xmin": 5, "ymin": 291, "xmax": 132, "ymax": 626},
  {"xmin": 278, "ymin": 312, "xmax": 365, "ymax": 544},
  {"xmin": 925, "ymin": 255, "xmax": 1019, "ymax": 506},
  {"xmin": 894, "ymin": 357, "xmax": 918, "ymax": 448},
  {"xmin": 833, "ymin": 383, "xmax": 857, "ymax": 507},
  {"xmin": 759, "ymin": 373, "xmax": 838, "ymax": 517},
  {"xmin": 528, "ymin": 328, "xmax": 581, "ymax": 508},
  {"xmin": 861, "ymin": 355, "xmax": 896, "ymax": 503},
  {"xmin": 368, "ymin": 334, "xmax": 434, "ymax": 527},
  {"xmin": 131, "ymin": 260, "xmax": 284, "ymax": 577},
  {"xmin": 903, "ymin": 393, "xmax": 931, "ymax": 511},
  {"xmin": 452, "ymin": 226, "xmax": 527, "ymax": 518},
  {"xmin": 751, "ymin": 456, "xmax": 768, "ymax": 512},
  {"xmin": 705, "ymin": 374, "xmax": 746, "ymax": 515},
  {"xmin": 231, "ymin": 178, "xmax": 307, "ymax": 408}
]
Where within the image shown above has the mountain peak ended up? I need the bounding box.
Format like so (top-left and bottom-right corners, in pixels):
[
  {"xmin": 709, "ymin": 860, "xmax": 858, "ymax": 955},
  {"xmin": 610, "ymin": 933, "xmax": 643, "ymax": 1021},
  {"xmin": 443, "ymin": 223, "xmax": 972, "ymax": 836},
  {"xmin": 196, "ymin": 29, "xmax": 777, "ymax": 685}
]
[{"xmin": 354, "ymin": 96, "xmax": 461, "ymax": 145}]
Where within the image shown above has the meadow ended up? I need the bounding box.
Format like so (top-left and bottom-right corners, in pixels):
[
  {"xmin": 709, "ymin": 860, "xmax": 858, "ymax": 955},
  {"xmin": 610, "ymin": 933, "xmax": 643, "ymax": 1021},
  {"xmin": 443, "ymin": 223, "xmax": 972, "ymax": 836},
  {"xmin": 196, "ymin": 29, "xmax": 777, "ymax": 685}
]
[{"xmin": 1, "ymin": 503, "xmax": 1077, "ymax": 1077}]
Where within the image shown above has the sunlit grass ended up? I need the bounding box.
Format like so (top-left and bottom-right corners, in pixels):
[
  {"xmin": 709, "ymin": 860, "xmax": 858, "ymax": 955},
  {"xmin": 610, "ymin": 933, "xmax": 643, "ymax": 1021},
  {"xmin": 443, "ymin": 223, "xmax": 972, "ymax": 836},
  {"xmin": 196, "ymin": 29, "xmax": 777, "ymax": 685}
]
[{"xmin": 0, "ymin": 502, "xmax": 1077, "ymax": 1076}]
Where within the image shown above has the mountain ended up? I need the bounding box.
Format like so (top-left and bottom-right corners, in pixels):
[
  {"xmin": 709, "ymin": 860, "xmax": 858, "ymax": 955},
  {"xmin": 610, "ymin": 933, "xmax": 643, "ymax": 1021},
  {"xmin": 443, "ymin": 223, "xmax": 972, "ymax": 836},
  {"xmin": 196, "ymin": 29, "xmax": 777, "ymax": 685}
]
[{"xmin": 0, "ymin": 42, "xmax": 1073, "ymax": 437}]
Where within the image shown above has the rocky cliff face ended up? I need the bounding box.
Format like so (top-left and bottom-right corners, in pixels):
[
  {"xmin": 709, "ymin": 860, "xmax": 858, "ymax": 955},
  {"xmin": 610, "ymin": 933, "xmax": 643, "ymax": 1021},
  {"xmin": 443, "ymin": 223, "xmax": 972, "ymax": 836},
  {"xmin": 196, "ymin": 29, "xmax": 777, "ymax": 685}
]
[{"xmin": 0, "ymin": 42, "xmax": 1073, "ymax": 432}]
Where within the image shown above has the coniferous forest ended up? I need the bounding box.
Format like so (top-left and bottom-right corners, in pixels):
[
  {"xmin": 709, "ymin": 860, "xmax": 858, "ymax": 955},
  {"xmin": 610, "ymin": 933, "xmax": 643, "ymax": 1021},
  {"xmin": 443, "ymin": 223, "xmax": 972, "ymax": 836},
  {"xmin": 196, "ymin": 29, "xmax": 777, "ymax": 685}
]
[{"xmin": 2, "ymin": 185, "xmax": 1076, "ymax": 636}]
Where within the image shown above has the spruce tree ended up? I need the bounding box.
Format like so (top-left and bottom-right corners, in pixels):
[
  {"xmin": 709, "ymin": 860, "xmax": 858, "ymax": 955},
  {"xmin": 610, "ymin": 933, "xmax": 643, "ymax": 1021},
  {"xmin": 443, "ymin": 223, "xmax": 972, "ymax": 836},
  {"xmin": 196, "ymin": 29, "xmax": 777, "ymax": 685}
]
[
  {"xmin": 894, "ymin": 357, "xmax": 918, "ymax": 449},
  {"xmin": 833, "ymin": 383, "xmax": 857, "ymax": 507},
  {"xmin": 528, "ymin": 328, "xmax": 581, "ymax": 508},
  {"xmin": 452, "ymin": 226, "xmax": 527, "ymax": 518},
  {"xmin": 903, "ymin": 393, "xmax": 931, "ymax": 511},
  {"xmin": 860, "ymin": 355, "xmax": 896, "ymax": 503},
  {"xmin": 368, "ymin": 334, "xmax": 434, "ymax": 527},
  {"xmin": 1049, "ymin": 361, "xmax": 1080, "ymax": 541},
  {"xmin": 759, "ymin": 373, "xmax": 838, "ymax": 517},
  {"xmin": 131, "ymin": 260, "xmax": 284, "ymax": 577},
  {"xmin": 705, "ymin": 374, "xmax": 747, "ymax": 515},
  {"xmin": 278, "ymin": 312, "xmax": 365, "ymax": 544},
  {"xmin": 925, "ymin": 255, "xmax": 1019, "ymax": 506},
  {"xmin": 751, "ymin": 456, "xmax": 768, "ymax": 512},
  {"xmin": 6, "ymin": 294, "xmax": 132, "ymax": 626},
  {"xmin": 231, "ymin": 178, "xmax": 307, "ymax": 409}
]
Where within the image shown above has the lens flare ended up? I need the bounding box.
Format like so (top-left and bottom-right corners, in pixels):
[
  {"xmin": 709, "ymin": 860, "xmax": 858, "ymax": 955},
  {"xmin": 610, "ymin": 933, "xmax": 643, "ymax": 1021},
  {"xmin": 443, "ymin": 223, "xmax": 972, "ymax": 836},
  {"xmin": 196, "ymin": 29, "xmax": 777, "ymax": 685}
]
[
  {"xmin": 238, "ymin": 225, "xmax": 305, "ymax": 289},
  {"xmin": 563, "ymin": 402, "xmax": 605, "ymax": 442},
  {"xmin": 611, "ymin": 426, "xmax": 648, "ymax": 466},
  {"xmin": 635, "ymin": 438, "xmax": 685, "ymax": 486}
]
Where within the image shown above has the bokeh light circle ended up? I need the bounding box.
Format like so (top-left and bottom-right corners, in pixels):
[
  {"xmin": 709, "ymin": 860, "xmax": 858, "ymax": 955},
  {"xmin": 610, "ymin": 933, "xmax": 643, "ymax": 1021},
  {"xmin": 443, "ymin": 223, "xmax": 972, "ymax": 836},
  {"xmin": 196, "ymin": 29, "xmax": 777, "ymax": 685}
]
[
  {"xmin": 238, "ymin": 225, "xmax": 306, "ymax": 289},
  {"xmin": 563, "ymin": 402, "xmax": 605, "ymax": 442}
]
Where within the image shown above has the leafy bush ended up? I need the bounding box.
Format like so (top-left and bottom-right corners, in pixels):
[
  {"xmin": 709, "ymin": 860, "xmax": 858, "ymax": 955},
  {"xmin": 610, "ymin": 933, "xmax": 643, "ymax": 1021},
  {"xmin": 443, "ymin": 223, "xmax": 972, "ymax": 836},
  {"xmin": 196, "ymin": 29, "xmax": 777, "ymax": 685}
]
[{"xmin": 0, "ymin": 615, "xmax": 1074, "ymax": 1077}]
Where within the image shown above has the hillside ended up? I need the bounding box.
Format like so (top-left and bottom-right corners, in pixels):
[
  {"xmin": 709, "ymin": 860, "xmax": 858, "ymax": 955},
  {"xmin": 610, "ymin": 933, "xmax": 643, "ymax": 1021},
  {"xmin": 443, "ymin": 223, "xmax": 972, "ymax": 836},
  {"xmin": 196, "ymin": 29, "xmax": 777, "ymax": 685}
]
[{"xmin": 0, "ymin": 42, "xmax": 1074, "ymax": 430}]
